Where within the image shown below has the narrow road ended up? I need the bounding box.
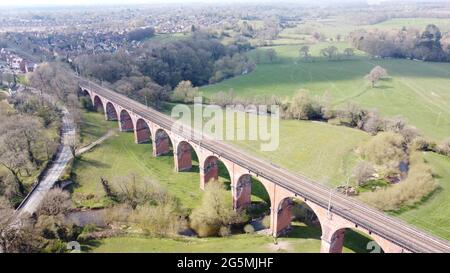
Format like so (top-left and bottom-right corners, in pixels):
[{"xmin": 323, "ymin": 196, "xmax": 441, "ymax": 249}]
[{"xmin": 16, "ymin": 92, "xmax": 76, "ymax": 215}]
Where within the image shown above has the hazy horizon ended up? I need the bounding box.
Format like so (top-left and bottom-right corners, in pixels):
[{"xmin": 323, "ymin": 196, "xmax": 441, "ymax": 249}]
[{"xmin": 0, "ymin": 0, "xmax": 405, "ymax": 8}]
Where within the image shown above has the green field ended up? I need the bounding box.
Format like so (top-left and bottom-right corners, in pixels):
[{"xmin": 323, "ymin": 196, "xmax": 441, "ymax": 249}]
[
  {"xmin": 72, "ymin": 132, "xmax": 205, "ymax": 209},
  {"xmin": 277, "ymin": 17, "xmax": 450, "ymax": 43},
  {"xmin": 396, "ymin": 152, "xmax": 450, "ymax": 240},
  {"xmin": 78, "ymin": 110, "xmax": 117, "ymax": 147},
  {"xmin": 87, "ymin": 222, "xmax": 370, "ymax": 253},
  {"xmin": 201, "ymin": 42, "xmax": 450, "ymax": 141},
  {"xmin": 73, "ymin": 111, "xmax": 375, "ymax": 252}
]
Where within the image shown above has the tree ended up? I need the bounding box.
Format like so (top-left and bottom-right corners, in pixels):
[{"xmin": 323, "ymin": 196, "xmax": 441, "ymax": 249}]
[
  {"xmin": 172, "ymin": 80, "xmax": 199, "ymax": 103},
  {"xmin": 0, "ymin": 197, "xmax": 42, "ymax": 253},
  {"xmin": 299, "ymin": 45, "xmax": 310, "ymax": 60},
  {"xmin": 352, "ymin": 161, "xmax": 376, "ymax": 186},
  {"xmin": 359, "ymin": 132, "xmax": 406, "ymax": 172},
  {"xmin": 365, "ymin": 66, "xmax": 388, "ymax": 87},
  {"xmin": 343, "ymin": 48, "xmax": 355, "ymax": 58},
  {"xmin": 37, "ymin": 188, "xmax": 72, "ymax": 217},
  {"xmin": 265, "ymin": 48, "xmax": 277, "ymax": 63},
  {"xmin": 286, "ymin": 90, "xmax": 313, "ymax": 120},
  {"xmin": 320, "ymin": 46, "xmax": 339, "ymax": 60},
  {"xmin": 190, "ymin": 181, "xmax": 246, "ymax": 237}
]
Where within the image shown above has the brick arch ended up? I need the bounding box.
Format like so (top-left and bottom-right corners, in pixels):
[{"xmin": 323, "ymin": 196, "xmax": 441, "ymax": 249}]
[
  {"xmin": 119, "ymin": 109, "xmax": 134, "ymax": 132},
  {"xmin": 202, "ymin": 155, "xmax": 233, "ymax": 187},
  {"xmin": 79, "ymin": 88, "xmax": 90, "ymax": 97},
  {"xmin": 275, "ymin": 196, "xmax": 324, "ymax": 237},
  {"xmin": 175, "ymin": 141, "xmax": 200, "ymax": 172},
  {"xmin": 154, "ymin": 128, "xmax": 173, "ymax": 156},
  {"xmin": 105, "ymin": 102, "xmax": 118, "ymax": 121},
  {"xmin": 135, "ymin": 118, "xmax": 152, "ymax": 144},
  {"xmin": 93, "ymin": 95, "xmax": 104, "ymax": 113},
  {"xmin": 324, "ymin": 225, "xmax": 385, "ymax": 253},
  {"xmin": 234, "ymin": 174, "xmax": 272, "ymax": 210}
]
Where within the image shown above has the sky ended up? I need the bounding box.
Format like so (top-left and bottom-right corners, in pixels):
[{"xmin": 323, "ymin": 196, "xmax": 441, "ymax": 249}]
[
  {"xmin": 0, "ymin": 0, "xmax": 387, "ymax": 7},
  {"xmin": 0, "ymin": 0, "xmax": 440, "ymax": 7}
]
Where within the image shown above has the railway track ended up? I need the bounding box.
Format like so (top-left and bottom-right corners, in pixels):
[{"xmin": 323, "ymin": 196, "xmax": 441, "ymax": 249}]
[{"xmin": 79, "ymin": 78, "xmax": 450, "ymax": 253}]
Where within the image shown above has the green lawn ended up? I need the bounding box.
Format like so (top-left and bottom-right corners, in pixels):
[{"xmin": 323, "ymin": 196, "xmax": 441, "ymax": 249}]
[
  {"xmin": 87, "ymin": 222, "xmax": 370, "ymax": 253},
  {"xmin": 396, "ymin": 152, "xmax": 450, "ymax": 240},
  {"xmin": 73, "ymin": 111, "xmax": 375, "ymax": 252},
  {"xmin": 228, "ymin": 118, "xmax": 369, "ymax": 187},
  {"xmin": 280, "ymin": 17, "xmax": 450, "ymax": 42},
  {"xmin": 79, "ymin": 110, "xmax": 117, "ymax": 147},
  {"xmin": 164, "ymin": 102, "xmax": 370, "ymax": 187},
  {"xmin": 72, "ymin": 131, "xmax": 204, "ymax": 209},
  {"xmin": 201, "ymin": 43, "xmax": 450, "ymax": 141}
]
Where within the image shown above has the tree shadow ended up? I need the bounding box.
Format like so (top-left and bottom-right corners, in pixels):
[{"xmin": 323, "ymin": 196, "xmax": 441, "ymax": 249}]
[
  {"xmin": 76, "ymin": 157, "xmax": 111, "ymax": 169},
  {"xmin": 343, "ymin": 229, "xmax": 375, "ymax": 253},
  {"xmin": 80, "ymin": 240, "xmax": 102, "ymax": 253}
]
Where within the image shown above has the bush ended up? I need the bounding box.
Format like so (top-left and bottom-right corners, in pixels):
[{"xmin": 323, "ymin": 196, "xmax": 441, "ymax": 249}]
[
  {"xmin": 352, "ymin": 161, "xmax": 376, "ymax": 186},
  {"xmin": 37, "ymin": 188, "xmax": 72, "ymax": 217},
  {"xmin": 112, "ymin": 174, "xmax": 169, "ymax": 209},
  {"xmin": 437, "ymin": 139, "xmax": 450, "ymax": 156},
  {"xmin": 411, "ymin": 137, "xmax": 435, "ymax": 152},
  {"xmin": 219, "ymin": 225, "xmax": 231, "ymax": 237},
  {"xmin": 243, "ymin": 224, "xmax": 255, "ymax": 234},
  {"xmin": 261, "ymin": 215, "xmax": 271, "ymax": 229},
  {"xmin": 172, "ymin": 80, "xmax": 199, "ymax": 103},
  {"xmin": 360, "ymin": 152, "xmax": 438, "ymax": 211},
  {"xmin": 285, "ymin": 90, "xmax": 313, "ymax": 120},
  {"xmin": 129, "ymin": 202, "xmax": 187, "ymax": 237},
  {"xmin": 79, "ymin": 96, "xmax": 93, "ymax": 111},
  {"xmin": 190, "ymin": 181, "xmax": 247, "ymax": 237},
  {"xmin": 359, "ymin": 132, "xmax": 406, "ymax": 172}
]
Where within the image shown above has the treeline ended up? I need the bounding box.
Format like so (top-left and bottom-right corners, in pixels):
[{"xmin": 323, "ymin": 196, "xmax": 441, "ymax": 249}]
[
  {"xmin": 350, "ymin": 24, "xmax": 450, "ymax": 62},
  {"xmin": 0, "ymin": 92, "xmax": 61, "ymax": 207},
  {"xmin": 74, "ymin": 32, "xmax": 255, "ymax": 108},
  {"xmin": 126, "ymin": 27, "xmax": 155, "ymax": 42}
]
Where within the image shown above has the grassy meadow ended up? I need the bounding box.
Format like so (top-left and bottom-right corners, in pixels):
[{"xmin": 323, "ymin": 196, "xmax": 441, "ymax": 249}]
[
  {"xmin": 87, "ymin": 222, "xmax": 370, "ymax": 253},
  {"xmin": 201, "ymin": 42, "xmax": 450, "ymax": 141},
  {"xmin": 73, "ymin": 111, "xmax": 375, "ymax": 252}
]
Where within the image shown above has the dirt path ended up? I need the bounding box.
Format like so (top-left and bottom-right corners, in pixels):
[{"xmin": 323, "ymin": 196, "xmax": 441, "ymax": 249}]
[{"xmin": 75, "ymin": 129, "xmax": 116, "ymax": 156}]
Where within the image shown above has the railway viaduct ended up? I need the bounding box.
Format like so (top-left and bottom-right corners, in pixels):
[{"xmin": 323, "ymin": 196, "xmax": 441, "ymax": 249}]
[{"xmin": 79, "ymin": 79, "xmax": 450, "ymax": 253}]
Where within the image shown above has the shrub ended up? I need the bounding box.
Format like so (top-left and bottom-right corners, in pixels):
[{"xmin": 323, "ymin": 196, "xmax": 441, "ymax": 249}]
[
  {"xmin": 190, "ymin": 181, "xmax": 247, "ymax": 237},
  {"xmin": 172, "ymin": 80, "xmax": 199, "ymax": 103},
  {"xmin": 360, "ymin": 152, "xmax": 438, "ymax": 211},
  {"xmin": 411, "ymin": 137, "xmax": 435, "ymax": 151},
  {"xmin": 243, "ymin": 224, "xmax": 255, "ymax": 234},
  {"xmin": 286, "ymin": 90, "xmax": 313, "ymax": 120},
  {"xmin": 437, "ymin": 139, "xmax": 450, "ymax": 156},
  {"xmin": 359, "ymin": 132, "xmax": 406, "ymax": 172},
  {"xmin": 112, "ymin": 174, "xmax": 169, "ymax": 209},
  {"xmin": 219, "ymin": 225, "xmax": 231, "ymax": 237},
  {"xmin": 352, "ymin": 161, "xmax": 376, "ymax": 186},
  {"xmin": 37, "ymin": 188, "xmax": 72, "ymax": 217},
  {"xmin": 129, "ymin": 202, "xmax": 187, "ymax": 237},
  {"xmin": 79, "ymin": 96, "xmax": 93, "ymax": 111},
  {"xmin": 261, "ymin": 215, "xmax": 271, "ymax": 229}
]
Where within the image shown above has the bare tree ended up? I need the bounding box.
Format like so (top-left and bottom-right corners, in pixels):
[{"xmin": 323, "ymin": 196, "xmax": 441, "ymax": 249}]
[
  {"xmin": 265, "ymin": 48, "xmax": 277, "ymax": 63},
  {"xmin": 320, "ymin": 46, "xmax": 339, "ymax": 60},
  {"xmin": 299, "ymin": 45, "xmax": 310, "ymax": 60},
  {"xmin": 365, "ymin": 66, "xmax": 388, "ymax": 87},
  {"xmin": 37, "ymin": 188, "xmax": 72, "ymax": 217},
  {"xmin": 344, "ymin": 48, "xmax": 355, "ymax": 58}
]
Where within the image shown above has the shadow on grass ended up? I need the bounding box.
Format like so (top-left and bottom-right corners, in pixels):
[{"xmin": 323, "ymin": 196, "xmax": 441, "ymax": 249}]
[
  {"xmin": 81, "ymin": 240, "xmax": 102, "ymax": 253},
  {"xmin": 343, "ymin": 229, "xmax": 375, "ymax": 253},
  {"xmin": 282, "ymin": 222, "xmax": 322, "ymax": 240},
  {"xmin": 75, "ymin": 157, "xmax": 111, "ymax": 169}
]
